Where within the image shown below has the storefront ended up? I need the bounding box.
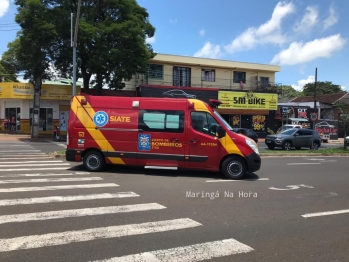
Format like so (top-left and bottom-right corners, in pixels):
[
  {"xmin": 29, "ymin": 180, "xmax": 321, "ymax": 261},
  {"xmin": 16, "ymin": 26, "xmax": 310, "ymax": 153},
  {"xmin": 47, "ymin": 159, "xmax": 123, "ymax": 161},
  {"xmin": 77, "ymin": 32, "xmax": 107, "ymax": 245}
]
[
  {"xmin": 216, "ymin": 90, "xmax": 278, "ymax": 137},
  {"xmin": 0, "ymin": 82, "xmax": 80, "ymax": 135}
]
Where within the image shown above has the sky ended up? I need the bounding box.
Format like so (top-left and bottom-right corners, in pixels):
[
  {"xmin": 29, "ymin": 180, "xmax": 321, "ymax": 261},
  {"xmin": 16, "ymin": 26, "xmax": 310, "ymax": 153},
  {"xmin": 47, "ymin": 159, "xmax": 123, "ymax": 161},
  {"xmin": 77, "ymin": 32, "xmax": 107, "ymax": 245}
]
[{"xmin": 1, "ymin": 0, "xmax": 348, "ymax": 92}]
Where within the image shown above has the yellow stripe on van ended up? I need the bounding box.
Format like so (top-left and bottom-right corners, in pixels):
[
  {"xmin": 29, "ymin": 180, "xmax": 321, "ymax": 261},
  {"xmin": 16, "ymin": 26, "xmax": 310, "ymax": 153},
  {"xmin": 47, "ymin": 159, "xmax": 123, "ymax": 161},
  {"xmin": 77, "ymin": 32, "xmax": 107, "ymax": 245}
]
[
  {"xmin": 188, "ymin": 99, "xmax": 210, "ymax": 112},
  {"xmin": 72, "ymin": 96, "xmax": 125, "ymax": 165}
]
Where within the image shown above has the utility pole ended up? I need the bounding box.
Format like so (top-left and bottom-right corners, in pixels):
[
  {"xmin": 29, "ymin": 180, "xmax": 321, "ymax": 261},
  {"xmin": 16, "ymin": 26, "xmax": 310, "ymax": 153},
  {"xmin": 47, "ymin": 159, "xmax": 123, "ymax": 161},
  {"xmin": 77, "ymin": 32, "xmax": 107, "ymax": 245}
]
[
  {"xmin": 72, "ymin": 0, "xmax": 82, "ymax": 96},
  {"xmin": 311, "ymin": 68, "xmax": 318, "ymax": 150}
]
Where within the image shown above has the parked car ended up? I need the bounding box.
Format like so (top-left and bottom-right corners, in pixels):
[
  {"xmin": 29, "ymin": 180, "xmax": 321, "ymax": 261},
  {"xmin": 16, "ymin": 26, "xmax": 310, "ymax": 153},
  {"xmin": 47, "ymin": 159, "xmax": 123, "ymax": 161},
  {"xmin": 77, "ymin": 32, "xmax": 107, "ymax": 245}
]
[
  {"xmin": 265, "ymin": 128, "xmax": 321, "ymax": 150},
  {"xmin": 276, "ymin": 124, "xmax": 302, "ymax": 134},
  {"xmin": 346, "ymin": 136, "xmax": 349, "ymax": 145},
  {"xmin": 233, "ymin": 128, "xmax": 258, "ymax": 144}
]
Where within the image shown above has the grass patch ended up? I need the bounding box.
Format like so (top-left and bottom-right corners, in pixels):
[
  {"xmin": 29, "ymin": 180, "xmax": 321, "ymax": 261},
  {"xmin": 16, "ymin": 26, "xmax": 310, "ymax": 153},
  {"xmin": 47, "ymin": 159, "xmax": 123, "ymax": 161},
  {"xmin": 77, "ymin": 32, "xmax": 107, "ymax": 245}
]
[
  {"xmin": 260, "ymin": 147, "xmax": 349, "ymax": 155},
  {"xmin": 52, "ymin": 150, "xmax": 65, "ymax": 155}
]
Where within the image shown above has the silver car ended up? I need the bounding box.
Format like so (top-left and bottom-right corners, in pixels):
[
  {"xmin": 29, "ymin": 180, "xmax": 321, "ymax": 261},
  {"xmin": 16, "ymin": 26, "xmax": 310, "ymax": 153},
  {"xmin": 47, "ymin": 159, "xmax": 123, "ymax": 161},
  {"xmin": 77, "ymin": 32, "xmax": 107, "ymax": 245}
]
[{"xmin": 265, "ymin": 128, "xmax": 321, "ymax": 150}]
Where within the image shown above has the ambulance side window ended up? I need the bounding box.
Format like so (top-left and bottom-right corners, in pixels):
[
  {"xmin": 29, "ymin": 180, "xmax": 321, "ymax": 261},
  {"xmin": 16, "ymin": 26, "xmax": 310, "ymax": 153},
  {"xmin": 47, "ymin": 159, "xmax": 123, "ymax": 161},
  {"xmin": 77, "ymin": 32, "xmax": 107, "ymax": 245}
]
[
  {"xmin": 191, "ymin": 112, "xmax": 219, "ymax": 136},
  {"xmin": 139, "ymin": 110, "xmax": 184, "ymax": 133}
]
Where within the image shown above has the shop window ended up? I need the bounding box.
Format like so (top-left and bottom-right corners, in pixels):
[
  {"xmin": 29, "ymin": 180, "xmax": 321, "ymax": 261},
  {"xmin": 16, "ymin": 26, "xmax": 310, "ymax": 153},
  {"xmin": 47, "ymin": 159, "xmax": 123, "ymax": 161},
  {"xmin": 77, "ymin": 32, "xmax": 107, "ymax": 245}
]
[
  {"xmin": 252, "ymin": 115, "xmax": 266, "ymax": 132},
  {"xmin": 233, "ymin": 71, "xmax": 246, "ymax": 83},
  {"xmin": 5, "ymin": 108, "xmax": 21, "ymax": 131},
  {"xmin": 139, "ymin": 110, "xmax": 184, "ymax": 133},
  {"xmin": 30, "ymin": 108, "xmax": 53, "ymax": 131},
  {"xmin": 201, "ymin": 69, "xmax": 215, "ymax": 82}
]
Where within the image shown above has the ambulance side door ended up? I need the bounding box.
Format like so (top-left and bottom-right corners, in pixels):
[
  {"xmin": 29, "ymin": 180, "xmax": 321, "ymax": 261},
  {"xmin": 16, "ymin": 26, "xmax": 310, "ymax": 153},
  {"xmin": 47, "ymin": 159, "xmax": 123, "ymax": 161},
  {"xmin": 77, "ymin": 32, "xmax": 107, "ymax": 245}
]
[
  {"xmin": 137, "ymin": 109, "xmax": 186, "ymax": 167},
  {"xmin": 187, "ymin": 111, "xmax": 222, "ymax": 170}
]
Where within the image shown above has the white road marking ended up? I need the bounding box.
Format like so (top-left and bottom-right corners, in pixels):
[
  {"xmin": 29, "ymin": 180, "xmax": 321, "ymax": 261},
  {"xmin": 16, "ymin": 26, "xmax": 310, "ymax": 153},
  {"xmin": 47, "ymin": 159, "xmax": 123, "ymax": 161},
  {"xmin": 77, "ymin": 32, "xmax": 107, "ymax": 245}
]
[
  {"xmin": 0, "ymin": 150, "xmax": 41, "ymax": 152},
  {"xmin": 304, "ymin": 158, "xmax": 325, "ymax": 160},
  {"xmin": 269, "ymin": 184, "xmax": 314, "ymax": 190},
  {"xmin": 0, "ymin": 160, "xmax": 63, "ymax": 164},
  {"xmin": 0, "ymin": 167, "xmax": 70, "ymax": 172},
  {"xmin": 0, "ymin": 177, "xmax": 103, "ymax": 184},
  {"xmin": 287, "ymin": 163, "xmax": 321, "ymax": 165},
  {"xmin": 0, "ymin": 145, "xmax": 31, "ymax": 147},
  {"xmin": 0, "ymin": 183, "xmax": 118, "ymax": 192},
  {"xmin": 0, "ymin": 163, "xmax": 70, "ymax": 167},
  {"xmin": 0, "ymin": 153, "xmax": 46, "ymax": 156},
  {"xmin": 0, "ymin": 173, "xmax": 87, "ymax": 177},
  {"xmin": 94, "ymin": 238, "xmax": 254, "ymax": 262},
  {"xmin": 206, "ymin": 178, "xmax": 269, "ymax": 182},
  {"xmin": 0, "ymin": 203, "xmax": 166, "ymax": 224},
  {"xmin": 0, "ymin": 157, "xmax": 53, "ymax": 160},
  {"xmin": 302, "ymin": 209, "xmax": 349, "ymax": 218},
  {"xmin": 75, "ymin": 172, "xmax": 90, "ymax": 175},
  {"xmin": 0, "ymin": 192, "xmax": 139, "ymax": 206},
  {"xmin": 0, "ymin": 218, "xmax": 202, "ymax": 252}
]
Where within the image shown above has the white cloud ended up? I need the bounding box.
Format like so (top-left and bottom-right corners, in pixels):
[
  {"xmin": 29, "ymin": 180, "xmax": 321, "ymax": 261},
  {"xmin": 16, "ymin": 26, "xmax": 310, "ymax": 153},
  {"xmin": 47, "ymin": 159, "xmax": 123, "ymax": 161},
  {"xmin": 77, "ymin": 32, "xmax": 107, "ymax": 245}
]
[
  {"xmin": 271, "ymin": 34, "xmax": 346, "ymax": 65},
  {"xmin": 199, "ymin": 29, "xmax": 205, "ymax": 36},
  {"xmin": 341, "ymin": 86, "xmax": 346, "ymax": 91},
  {"xmin": 225, "ymin": 1, "xmax": 295, "ymax": 53},
  {"xmin": 293, "ymin": 6, "xmax": 318, "ymax": 34},
  {"xmin": 194, "ymin": 42, "xmax": 223, "ymax": 59},
  {"xmin": 0, "ymin": 0, "xmax": 10, "ymax": 17},
  {"xmin": 291, "ymin": 75, "xmax": 315, "ymax": 91},
  {"xmin": 323, "ymin": 6, "xmax": 338, "ymax": 30},
  {"xmin": 146, "ymin": 36, "xmax": 156, "ymax": 44},
  {"xmin": 169, "ymin": 19, "xmax": 177, "ymax": 23}
]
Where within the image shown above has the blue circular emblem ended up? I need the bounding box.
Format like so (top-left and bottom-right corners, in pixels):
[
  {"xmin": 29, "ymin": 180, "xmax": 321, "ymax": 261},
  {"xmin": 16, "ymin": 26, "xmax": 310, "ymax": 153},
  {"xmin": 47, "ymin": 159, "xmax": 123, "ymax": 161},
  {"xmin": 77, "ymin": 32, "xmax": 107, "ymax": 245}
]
[{"xmin": 93, "ymin": 111, "xmax": 109, "ymax": 127}]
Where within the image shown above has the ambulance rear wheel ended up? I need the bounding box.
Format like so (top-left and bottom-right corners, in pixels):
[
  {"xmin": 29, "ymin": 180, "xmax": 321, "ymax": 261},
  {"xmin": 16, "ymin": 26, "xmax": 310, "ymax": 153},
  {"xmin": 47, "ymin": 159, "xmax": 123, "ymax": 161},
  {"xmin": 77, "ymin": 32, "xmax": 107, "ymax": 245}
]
[
  {"xmin": 83, "ymin": 150, "xmax": 105, "ymax": 172},
  {"xmin": 221, "ymin": 156, "xmax": 247, "ymax": 180}
]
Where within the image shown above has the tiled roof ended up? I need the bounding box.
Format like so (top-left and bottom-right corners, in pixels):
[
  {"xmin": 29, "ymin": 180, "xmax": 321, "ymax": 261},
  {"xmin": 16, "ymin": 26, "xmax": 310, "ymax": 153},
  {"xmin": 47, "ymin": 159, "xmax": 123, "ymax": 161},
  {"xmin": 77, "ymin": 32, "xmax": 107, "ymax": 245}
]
[{"xmin": 290, "ymin": 93, "xmax": 348, "ymax": 104}]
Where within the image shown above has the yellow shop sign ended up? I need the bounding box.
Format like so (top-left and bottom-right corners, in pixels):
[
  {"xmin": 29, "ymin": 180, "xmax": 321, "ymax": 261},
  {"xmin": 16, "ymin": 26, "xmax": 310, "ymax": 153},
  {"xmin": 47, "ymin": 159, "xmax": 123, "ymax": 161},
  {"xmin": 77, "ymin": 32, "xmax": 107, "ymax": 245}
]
[
  {"xmin": 218, "ymin": 91, "xmax": 278, "ymax": 110},
  {"xmin": 0, "ymin": 82, "xmax": 81, "ymax": 100}
]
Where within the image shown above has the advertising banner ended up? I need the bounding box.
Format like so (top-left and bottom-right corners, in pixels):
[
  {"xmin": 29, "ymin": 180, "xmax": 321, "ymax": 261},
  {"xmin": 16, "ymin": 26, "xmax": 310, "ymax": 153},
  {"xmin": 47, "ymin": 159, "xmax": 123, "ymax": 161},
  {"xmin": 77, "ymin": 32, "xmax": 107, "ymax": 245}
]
[
  {"xmin": 315, "ymin": 120, "xmax": 338, "ymax": 140},
  {"xmin": 218, "ymin": 91, "xmax": 278, "ymax": 110},
  {"xmin": 139, "ymin": 85, "xmax": 218, "ymax": 104},
  {"xmin": 0, "ymin": 82, "xmax": 81, "ymax": 100}
]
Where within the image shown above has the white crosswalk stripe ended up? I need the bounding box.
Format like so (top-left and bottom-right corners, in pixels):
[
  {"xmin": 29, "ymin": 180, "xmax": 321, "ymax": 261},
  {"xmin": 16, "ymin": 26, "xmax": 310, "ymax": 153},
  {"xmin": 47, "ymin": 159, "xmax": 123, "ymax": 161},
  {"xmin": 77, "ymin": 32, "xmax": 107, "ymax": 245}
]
[
  {"xmin": 0, "ymin": 218, "xmax": 202, "ymax": 252},
  {"xmin": 0, "ymin": 177, "xmax": 103, "ymax": 184},
  {"xmin": 95, "ymin": 238, "xmax": 254, "ymax": 262},
  {"xmin": 0, "ymin": 183, "xmax": 119, "ymax": 192},
  {"xmin": 0, "ymin": 141, "xmax": 255, "ymax": 261},
  {"xmin": 0, "ymin": 192, "xmax": 140, "ymax": 206},
  {"xmin": 0, "ymin": 203, "xmax": 166, "ymax": 224}
]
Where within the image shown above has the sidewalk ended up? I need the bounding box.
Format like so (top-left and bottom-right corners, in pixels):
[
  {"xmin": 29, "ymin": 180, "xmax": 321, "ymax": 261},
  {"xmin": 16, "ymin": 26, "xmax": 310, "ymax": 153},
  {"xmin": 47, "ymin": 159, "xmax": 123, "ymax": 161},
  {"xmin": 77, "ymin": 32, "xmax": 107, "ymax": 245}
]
[
  {"xmin": 0, "ymin": 132, "xmax": 66, "ymax": 142},
  {"xmin": 258, "ymin": 138, "xmax": 344, "ymax": 144}
]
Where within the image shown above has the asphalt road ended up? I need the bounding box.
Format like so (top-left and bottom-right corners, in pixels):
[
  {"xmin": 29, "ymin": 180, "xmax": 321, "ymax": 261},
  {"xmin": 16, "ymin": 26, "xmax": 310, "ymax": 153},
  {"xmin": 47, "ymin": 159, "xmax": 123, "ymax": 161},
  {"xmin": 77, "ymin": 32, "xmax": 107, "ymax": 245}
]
[{"xmin": 0, "ymin": 135, "xmax": 348, "ymax": 262}]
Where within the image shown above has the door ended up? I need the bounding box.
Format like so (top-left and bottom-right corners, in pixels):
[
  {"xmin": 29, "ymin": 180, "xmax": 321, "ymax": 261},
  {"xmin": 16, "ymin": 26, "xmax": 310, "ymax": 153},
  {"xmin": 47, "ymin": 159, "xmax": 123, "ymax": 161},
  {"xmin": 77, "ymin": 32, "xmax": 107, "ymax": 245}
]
[
  {"xmin": 137, "ymin": 109, "xmax": 186, "ymax": 167},
  {"xmin": 293, "ymin": 129, "xmax": 305, "ymax": 148},
  {"xmin": 5, "ymin": 108, "xmax": 21, "ymax": 131},
  {"xmin": 187, "ymin": 111, "xmax": 222, "ymax": 170}
]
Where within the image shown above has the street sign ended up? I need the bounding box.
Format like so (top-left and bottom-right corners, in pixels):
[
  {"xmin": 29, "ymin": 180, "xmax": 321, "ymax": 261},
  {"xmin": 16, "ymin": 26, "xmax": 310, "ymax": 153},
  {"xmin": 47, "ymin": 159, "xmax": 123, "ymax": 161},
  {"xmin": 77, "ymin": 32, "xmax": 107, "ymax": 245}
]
[{"xmin": 310, "ymin": 113, "xmax": 317, "ymax": 121}]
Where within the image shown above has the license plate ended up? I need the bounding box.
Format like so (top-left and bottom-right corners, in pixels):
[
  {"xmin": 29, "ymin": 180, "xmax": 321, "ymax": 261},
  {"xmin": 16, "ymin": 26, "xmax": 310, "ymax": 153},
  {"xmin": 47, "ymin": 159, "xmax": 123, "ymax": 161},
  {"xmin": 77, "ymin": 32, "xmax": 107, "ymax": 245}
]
[{"xmin": 266, "ymin": 140, "xmax": 271, "ymax": 143}]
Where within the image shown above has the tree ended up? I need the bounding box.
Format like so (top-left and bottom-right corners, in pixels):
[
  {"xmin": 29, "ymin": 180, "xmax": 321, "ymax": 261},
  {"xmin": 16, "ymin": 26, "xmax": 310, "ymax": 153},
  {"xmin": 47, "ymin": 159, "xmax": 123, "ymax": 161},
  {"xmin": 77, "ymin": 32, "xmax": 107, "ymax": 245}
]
[
  {"xmin": 303, "ymin": 81, "xmax": 346, "ymax": 96},
  {"xmin": 50, "ymin": 0, "xmax": 155, "ymax": 94},
  {"xmin": 0, "ymin": 41, "xmax": 20, "ymax": 82},
  {"xmin": 13, "ymin": 0, "xmax": 58, "ymax": 138},
  {"xmin": 334, "ymin": 95, "xmax": 349, "ymax": 150},
  {"xmin": 279, "ymin": 85, "xmax": 303, "ymax": 99}
]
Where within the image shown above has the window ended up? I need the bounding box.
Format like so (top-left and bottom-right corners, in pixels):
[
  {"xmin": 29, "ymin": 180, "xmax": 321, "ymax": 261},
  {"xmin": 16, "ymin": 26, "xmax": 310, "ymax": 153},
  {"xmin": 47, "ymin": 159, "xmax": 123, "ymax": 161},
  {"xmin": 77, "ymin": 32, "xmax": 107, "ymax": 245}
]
[
  {"xmin": 260, "ymin": 77, "xmax": 269, "ymax": 89},
  {"xmin": 233, "ymin": 71, "xmax": 246, "ymax": 83},
  {"xmin": 30, "ymin": 108, "xmax": 53, "ymax": 131},
  {"xmin": 148, "ymin": 64, "xmax": 163, "ymax": 79},
  {"xmin": 202, "ymin": 69, "xmax": 215, "ymax": 82},
  {"xmin": 302, "ymin": 130, "xmax": 313, "ymax": 136},
  {"xmin": 139, "ymin": 110, "xmax": 184, "ymax": 133},
  {"xmin": 191, "ymin": 111, "xmax": 219, "ymax": 136},
  {"xmin": 173, "ymin": 67, "xmax": 191, "ymax": 87}
]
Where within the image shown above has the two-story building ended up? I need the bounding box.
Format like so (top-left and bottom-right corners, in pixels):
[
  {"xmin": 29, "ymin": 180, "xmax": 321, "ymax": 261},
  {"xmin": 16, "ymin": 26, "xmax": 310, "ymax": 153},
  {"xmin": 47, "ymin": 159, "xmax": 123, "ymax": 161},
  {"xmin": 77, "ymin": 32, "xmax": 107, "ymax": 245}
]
[{"xmin": 125, "ymin": 53, "xmax": 281, "ymax": 137}]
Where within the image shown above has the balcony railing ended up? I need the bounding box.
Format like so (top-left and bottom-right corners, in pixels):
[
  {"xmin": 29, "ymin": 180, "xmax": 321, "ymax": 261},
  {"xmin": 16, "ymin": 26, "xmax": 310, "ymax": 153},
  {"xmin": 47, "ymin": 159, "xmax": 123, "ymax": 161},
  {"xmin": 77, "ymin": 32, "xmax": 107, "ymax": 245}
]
[{"xmin": 132, "ymin": 72, "xmax": 282, "ymax": 93}]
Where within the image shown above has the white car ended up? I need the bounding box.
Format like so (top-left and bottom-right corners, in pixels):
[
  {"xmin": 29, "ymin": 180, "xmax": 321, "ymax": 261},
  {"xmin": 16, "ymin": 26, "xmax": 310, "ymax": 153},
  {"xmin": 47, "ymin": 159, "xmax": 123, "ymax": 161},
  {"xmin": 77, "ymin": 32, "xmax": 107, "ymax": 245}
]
[{"xmin": 346, "ymin": 136, "xmax": 349, "ymax": 145}]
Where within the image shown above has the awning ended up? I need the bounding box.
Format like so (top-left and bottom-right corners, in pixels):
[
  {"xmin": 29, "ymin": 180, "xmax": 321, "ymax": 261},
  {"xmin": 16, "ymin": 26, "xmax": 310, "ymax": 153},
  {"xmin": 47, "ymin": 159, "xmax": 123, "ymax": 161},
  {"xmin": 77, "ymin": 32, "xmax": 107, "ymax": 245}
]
[{"xmin": 288, "ymin": 118, "xmax": 309, "ymax": 122}]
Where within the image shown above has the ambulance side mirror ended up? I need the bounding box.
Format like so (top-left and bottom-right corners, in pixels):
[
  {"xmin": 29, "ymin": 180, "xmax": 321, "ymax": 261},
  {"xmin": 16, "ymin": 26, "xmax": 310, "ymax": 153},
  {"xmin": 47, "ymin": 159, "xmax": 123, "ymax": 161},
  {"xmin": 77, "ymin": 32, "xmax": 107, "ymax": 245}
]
[{"xmin": 216, "ymin": 126, "xmax": 226, "ymax": 138}]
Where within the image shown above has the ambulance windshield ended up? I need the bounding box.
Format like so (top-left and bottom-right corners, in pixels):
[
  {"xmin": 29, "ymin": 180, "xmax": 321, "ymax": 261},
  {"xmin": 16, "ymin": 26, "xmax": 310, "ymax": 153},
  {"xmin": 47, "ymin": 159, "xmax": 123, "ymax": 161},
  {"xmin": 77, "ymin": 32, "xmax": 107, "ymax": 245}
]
[{"xmin": 213, "ymin": 110, "xmax": 233, "ymax": 131}]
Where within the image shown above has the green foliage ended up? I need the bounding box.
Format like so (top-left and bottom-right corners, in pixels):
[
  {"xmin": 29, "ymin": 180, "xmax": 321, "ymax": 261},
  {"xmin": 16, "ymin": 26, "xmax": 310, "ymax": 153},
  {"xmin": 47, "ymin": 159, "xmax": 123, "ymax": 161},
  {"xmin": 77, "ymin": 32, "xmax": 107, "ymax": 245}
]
[
  {"xmin": 333, "ymin": 97, "xmax": 349, "ymax": 149},
  {"xmin": 302, "ymin": 81, "xmax": 346, "ymax": 96},
  {"xmin": 279, "ymin": 85, "xmax": 303, "ymax": 98},
  {"xmin": 259, "ymin": 147, "xmax": 349, "ymax": 155}
]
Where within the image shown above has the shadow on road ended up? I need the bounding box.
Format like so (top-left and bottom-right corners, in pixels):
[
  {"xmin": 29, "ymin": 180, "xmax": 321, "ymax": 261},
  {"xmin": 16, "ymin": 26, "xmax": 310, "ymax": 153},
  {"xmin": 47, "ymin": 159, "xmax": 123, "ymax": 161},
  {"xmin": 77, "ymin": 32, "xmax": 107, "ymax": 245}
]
[{"xmin": 67, "ymin": 164, "xmax": 260, "ymax": 180}]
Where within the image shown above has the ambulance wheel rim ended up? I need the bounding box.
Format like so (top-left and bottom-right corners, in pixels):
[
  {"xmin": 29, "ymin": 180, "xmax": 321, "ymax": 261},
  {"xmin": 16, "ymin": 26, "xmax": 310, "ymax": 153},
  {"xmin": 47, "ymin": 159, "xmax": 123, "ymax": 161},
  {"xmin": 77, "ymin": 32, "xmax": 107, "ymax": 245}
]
[
  {"xmin": 227, "ymin": 161, "xmax": 242, "ymax": 177},
  {"xmin": 86, "ymin": 154, "xmax": 100, "ymax": 170}
]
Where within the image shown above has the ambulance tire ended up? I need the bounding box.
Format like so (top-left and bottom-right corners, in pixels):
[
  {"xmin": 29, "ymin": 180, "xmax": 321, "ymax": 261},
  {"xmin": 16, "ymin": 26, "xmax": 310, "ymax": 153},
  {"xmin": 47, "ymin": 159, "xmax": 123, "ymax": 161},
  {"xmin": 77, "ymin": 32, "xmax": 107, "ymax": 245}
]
[
  {"xmin": 221, "ymin": 156, "xmax": 247, "ymax": 180},
  {"xmin": 83, "ymin": 150, "xmax": 105, "ymax": 172}
]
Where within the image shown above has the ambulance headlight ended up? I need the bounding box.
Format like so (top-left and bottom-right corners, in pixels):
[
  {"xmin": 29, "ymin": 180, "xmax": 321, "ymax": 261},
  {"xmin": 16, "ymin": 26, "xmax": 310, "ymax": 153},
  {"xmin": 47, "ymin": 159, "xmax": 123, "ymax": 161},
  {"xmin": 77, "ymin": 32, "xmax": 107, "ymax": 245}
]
[{"xmin": 246, "ymin": 138, "xmax": 259, "ymax": 155}]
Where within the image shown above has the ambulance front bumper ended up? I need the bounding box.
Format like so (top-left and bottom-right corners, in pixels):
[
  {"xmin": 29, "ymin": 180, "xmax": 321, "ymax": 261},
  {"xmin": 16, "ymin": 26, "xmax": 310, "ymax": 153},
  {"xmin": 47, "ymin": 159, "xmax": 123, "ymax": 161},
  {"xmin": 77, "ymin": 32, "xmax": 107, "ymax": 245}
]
[{"xmin": 245, "ymin": 152, "xmax": 261, "ymax": 173}]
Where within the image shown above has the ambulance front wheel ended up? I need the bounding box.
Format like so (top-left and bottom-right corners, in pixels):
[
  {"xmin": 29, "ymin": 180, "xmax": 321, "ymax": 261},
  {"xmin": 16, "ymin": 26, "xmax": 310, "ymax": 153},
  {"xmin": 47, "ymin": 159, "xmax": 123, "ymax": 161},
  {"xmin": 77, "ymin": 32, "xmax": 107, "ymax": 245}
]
[
  {"xmin": 221, "ymin": 156, "xmax": 247, "ymax": 180},
  {"xmin": 83, "ymin": 150, "xmax": 105, "ymax": 172}
]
